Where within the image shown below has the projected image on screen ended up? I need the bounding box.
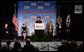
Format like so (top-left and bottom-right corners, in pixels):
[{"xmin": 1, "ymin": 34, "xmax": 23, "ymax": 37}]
[{"xmin": 18, "ymin": 1, "xmax": 57, "ymax": 41}]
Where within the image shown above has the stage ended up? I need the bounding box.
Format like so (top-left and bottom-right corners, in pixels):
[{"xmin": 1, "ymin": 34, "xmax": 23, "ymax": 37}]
[{"xmin": 1, "ymin": 1, "xmax": 83, "ymax": 51}]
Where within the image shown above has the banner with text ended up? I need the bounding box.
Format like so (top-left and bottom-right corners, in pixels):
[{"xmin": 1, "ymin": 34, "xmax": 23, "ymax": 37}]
[{"xmin": 18, "ymin": 1, "xmax": 57, "ymax": 36}]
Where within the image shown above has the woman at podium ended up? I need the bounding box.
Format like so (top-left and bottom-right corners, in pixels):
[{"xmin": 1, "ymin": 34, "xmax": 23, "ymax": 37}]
[{"xmin": 35, "ymin": 16, "xmax": 43, "ymax": 41}]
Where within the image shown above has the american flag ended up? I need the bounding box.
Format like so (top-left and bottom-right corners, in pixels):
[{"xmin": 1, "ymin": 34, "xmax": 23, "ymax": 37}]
[{"xmin": 12, "ymin": 14, "xmax": 18, "ymax": 32}]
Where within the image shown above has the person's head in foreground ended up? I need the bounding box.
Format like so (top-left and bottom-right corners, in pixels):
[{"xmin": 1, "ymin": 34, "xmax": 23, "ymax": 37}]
[
  {"xmin": 14, "ymin": 42, "xmax": 21, "ymax": 48},
  {"xmin": 61, "ymin": 39, "xmax": 68, "ymax": 45},
  {"xmin": 26, "ymin": 39, "xmax": 30, "ymax": 45},
  {"xmin": 6, "ymin": 41, "xmax": 11, "ymax": 46}
]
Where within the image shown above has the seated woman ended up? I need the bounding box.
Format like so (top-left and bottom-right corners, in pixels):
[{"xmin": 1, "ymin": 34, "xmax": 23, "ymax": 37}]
[{"xmin": 21, "ymin": 24, "xmax": 28, "ymax": 39}]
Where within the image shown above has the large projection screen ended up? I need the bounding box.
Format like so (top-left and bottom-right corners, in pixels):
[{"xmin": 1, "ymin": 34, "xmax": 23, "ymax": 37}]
[{"xmin": 18, "ymin": 1, "xmax": 57, "ymax": 36}]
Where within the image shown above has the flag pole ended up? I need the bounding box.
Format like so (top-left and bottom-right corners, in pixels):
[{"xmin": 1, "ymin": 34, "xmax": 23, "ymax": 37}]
[
  {"xmin": 14, "ymin": 4, "xmax": 16, "ymax": 16},
  {"xmin": 12, "ymin": 4, "xmax": 19, "ymax": 32}
]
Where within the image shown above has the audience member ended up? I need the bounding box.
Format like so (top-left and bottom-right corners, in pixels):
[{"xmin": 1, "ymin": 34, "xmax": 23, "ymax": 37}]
[
  {"xmin": 76, "ymin": 42, "xmax": 83, "ymax": 52},
  {"xmin": 58, "ymin": 40, "xmax": 75, "ymax": 51},
  {"xmin": 11, "ymin": 42, "xmax": 22, "ymax": 52},
  {"xmin": 70, "ymin": 40, "xmax": 77, "ymax": 51},
  {"xmin": 1, "ymin": 41, "xmax": 12, "ymax": 52},
  {"xmin": 22, "ymin": 39, "xmax": 35, "ymax": 51}
]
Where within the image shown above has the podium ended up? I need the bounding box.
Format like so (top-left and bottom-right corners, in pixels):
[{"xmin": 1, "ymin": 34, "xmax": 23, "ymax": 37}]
[{"xmin": 35, "ymin": 23, "xmax": 44, "ymax": 41}]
